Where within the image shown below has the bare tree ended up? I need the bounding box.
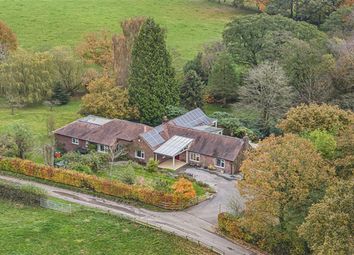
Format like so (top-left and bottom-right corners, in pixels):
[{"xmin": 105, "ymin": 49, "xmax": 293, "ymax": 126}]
[
  {"xmin": 112, "ymin": 17, "xmax": 146, "ymax": 87},
  {"xmin": 240, "ymin": 62, "xmax": 294, "ymax": 135},
  {"xmin": 108, "ymin": 143, "xmax": 127, "ymax": 177}
]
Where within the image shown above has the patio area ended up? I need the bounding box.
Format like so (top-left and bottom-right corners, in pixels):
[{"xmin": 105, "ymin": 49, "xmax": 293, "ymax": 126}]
[{"xmin": 158, "ymin": 159, "xmax": 188, "ymax": 170}]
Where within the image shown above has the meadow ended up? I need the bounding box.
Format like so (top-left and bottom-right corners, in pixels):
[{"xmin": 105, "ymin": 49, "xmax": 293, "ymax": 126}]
[
  {"xmin": 0, "ymin": 199, "xmax": 215, "ymax": 255},
  {"xmin": 0, "ymin": 0, "xmax": 252, "ymax": 66}
]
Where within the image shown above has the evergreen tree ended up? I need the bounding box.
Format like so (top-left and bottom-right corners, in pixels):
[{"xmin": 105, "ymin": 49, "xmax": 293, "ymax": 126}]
[
  {"xmin": 180, "ymin": 70, "xmax": 204, "ymax": 110},
  {"xmin": 128, "ymin": 18, "xmax": 179, "ymax": 125},
  {"xmin": 52, "ymin": 82, "xmax": 69, "ymax": 105},
  {"xmin": 208, "ymin": 53, "xmax": 240, "ymax": 104},
  {"xmin": 183, "ymin": 53, "xmax": 208, "ymax": 84}
]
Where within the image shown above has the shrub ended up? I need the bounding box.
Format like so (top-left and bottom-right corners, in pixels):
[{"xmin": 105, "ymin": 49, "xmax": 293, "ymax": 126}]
[
  {"xmin": 153, "ymin": 178, "xmax": 171, "ymax": 192},
  {"xmin": 0, "ymin": 181, "xmax": 46, "ymax": 206},
  {"xmin": 61, "ymin": 151, "xmax": 109, "ymax": 173},
  {"xmin": 115, "ymin": 165, "xmax": 136, "ymax": 185},
  {"xmin": 172, "ymin": 178, "xmax": 196, "ymax": 200},
  {"xmin": 146, "ymin": 158, "xmax": 159, "ymax": 173},
  {"xmin": 218, "ymin": 213, "xmax": 253, "ymax": 242},
  {"xmin": 0, "ymin": 157, "xmax": 192, "ymax": 209}
]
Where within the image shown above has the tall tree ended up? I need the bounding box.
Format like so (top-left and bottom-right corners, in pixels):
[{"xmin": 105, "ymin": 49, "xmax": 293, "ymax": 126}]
[
  {"xmin": 331, "ymin": 38, "xmax": 354, "ymax": 110},
  {"xmin": 298, "ymin": 180, "xmax": 354, "ymax": 255},
  {"xmin": 321, "ymin": 6, "xmax": 354, "ymax": 37},
  {"xmin": 50, "ymin": 47, "xmax": 84, "ymax": 95},
  {"xmin": 128, "ymin": 18, "xmax": 179, "ymax": 125},
  {"xmin": 207, "ymin": 53, "xmax": 240, "ymax": 104},
  {"xmin": 180, "ymin": 70, "xmax": 204, "ymax": 110},
  {"xmin": 81, "ymin": 75, "xmax": 138, "ymax": 119},
  {"xmin": 76, "ymin": 30, "xmax": 112, "ymax": 68},
  {"xmin": 0, "ymin": 50, "xmax": 54, "ymax": 114},
  {"xmin": 239, "ymin": 134, "xmax": 335, "ymax": 254},
  {"xmin": 240, "ymin": 62, "xmax": 293, "ymax": 135},
  {"xmin": 183, "ymin": 53, "xmax": 208, "ymax": 84},
  {"xmin": 223, "ymin": 14, "xmax": 327, "ymax": 66},
  {"xmin": 277, "ymin": 103, "xmax": 354, "ymax": 135},
  {"xmin": 112, "ymin": 17, "xmax": 146, "ymax": 87},
  {"xmin": 281, "ymin": 39, "xmax": 335, "ymax": 104}
]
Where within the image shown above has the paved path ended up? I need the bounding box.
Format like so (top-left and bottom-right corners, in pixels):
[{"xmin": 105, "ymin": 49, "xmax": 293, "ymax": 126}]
[{"xmin": 0, "ymin": 174, "xmax": 256, "ymax": 255}]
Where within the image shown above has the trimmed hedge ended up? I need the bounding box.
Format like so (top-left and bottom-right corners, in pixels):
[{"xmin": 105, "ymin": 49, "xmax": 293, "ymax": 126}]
[
  {"xmin": 0, "ymin": 157, "xmax": 192, "ymax": 209},
  {"xmin": 0, "ymin": 181, "xmax": 46, "ymax": 206}
]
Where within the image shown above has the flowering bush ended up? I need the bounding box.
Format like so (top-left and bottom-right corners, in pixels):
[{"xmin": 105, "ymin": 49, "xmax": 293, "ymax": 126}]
[{"xmin": 0, "ymin": 157, "xmax": 194, "ymax": 209}]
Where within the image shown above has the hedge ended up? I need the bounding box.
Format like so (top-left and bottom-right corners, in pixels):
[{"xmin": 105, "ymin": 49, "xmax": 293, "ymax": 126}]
[
  {"xmin": 0, "ymin": 181, "xmax": 46, "ymax": 206},
  {"xmin": 0, "ymin": 157, "xmax": 192, "ymax": 209},
  {"xmin": 218, "ymin": 212, "xmax": 253, "ymax": 242}
]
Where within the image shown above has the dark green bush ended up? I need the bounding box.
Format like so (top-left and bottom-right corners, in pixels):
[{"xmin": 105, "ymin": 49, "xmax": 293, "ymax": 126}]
[{"xmin": 0, "ymin": 181, "xmax": 46, "ymax": 206}]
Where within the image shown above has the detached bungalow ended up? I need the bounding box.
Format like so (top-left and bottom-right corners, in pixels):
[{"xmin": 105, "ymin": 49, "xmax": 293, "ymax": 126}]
[{"xmin": 54, "ymin": 109, "xmax": 249, "ymax": 174}]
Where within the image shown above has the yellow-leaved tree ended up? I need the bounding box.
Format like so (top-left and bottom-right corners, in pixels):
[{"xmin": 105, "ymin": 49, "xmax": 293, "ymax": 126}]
[
  {"xmin": 298, "ymin": 179, "xmax": 354, "ymax": 255},
  {"xmin": 238, "ymin": 134, "xmax": 335, "ymax": 254},
  {"xmin": 80, "ymin": 75, "xmax": 138, "ymax": 119}
]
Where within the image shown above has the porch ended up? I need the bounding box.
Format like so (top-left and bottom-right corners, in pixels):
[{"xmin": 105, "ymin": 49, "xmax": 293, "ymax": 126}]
[
  {"xmin": 158, "ymin": 159, "xmax": 188, "ymax": 170},
  {"xmin": 154, "ymin": 135, "xmax": 194, "ymax": 171}
]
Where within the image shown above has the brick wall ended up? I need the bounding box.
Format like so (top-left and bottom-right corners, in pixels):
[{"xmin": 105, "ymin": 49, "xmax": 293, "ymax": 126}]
[{"xmin": 55, "ymin": 134, "xmax": 86, "ymax": 152}]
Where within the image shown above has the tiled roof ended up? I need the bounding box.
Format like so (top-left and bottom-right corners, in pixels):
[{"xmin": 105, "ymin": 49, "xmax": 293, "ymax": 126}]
[{"xmin": 54, "ymin": 117, "xmax": 151, "ymax": 146}]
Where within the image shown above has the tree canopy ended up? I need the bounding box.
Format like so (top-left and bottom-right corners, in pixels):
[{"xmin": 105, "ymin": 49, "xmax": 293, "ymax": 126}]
[
  {"xmin": 278, "ymin": 104, "xmax": 354, "ymax": 135},
  {"xmin": 81, "ymin": 75, "xmax": 138, "ymax": 119},
  {"xmin": 0, "ymin": 20, "xmax": 17, "ymax": 52},
  {"xmin": 298, "ymin": 179, "xmax": 354, "ymax": 255},
  {"xmin": 239, "ymin": 134, "xmax": 335, "ymax": 254},
  {"xmin": 128, "ymin": 18, "xmax": 179, "ymax": 125},
  {"xmin": 223, "ymin": 14, "xmax": 328, "ymax": 66}
]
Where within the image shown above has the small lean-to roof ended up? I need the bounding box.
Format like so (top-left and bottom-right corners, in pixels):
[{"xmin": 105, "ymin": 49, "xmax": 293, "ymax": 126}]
[
  {"xmin": 191, "ymin": 125, "xmax": 223, "ymax": 134},
  {"xmin": 170, "ymin": 108, "xmax": 215, "ymax": 128},
  {"xmin": 154, "ymin": 135, "xmax": 193, "ymax": 157}
]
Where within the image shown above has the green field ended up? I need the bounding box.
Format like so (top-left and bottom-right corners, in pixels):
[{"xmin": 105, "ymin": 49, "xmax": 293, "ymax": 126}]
[
  {"xmin": 0, "ymin": 0, "xmax": 252, "ymax": 66},
  {"xmin": 0, "ymin": 200, "xmax": 214, "ymax": 255}
]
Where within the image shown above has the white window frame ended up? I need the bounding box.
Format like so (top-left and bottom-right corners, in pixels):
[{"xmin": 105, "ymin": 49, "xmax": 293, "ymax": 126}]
[
  {"xmin": 135, "ymin": 150, "xmax": 145, "ymax": 159},
  {"xmin": 190, "ymin": 152, "xmax": 200, "ymax": 162},
  {"xmin": 72, "ymin": 138, "xmax": 79, "ymax": 145},
  {"xmin": 215, "ymin": 158, "xmax": 225, "ymax": 168},
  {"xmin": 97, "ymin": 144, "xmax": 109, "ymax": 153}
]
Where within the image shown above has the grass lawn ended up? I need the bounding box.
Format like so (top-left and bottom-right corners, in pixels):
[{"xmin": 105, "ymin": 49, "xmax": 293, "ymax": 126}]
[
  {"xmin": 0, "ymin": 98, "xmax": 81, "ymax": 162},
  {"xmin": 99, "ymin": 162, "xmax": 209, "ymax": 197},
  {"xmin": 0, "ymin": 199, "xmax": 215, "ymax": 255},
  {"xmin": 0, "ymin": 0, "xmax": 253, "ymax": 67}
]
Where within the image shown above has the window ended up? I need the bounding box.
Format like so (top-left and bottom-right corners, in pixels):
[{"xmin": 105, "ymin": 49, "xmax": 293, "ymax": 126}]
[
  {"xmin": 190, "ymin": 152, "xmax": 200, "ymax": 162},
  {"xmin": 135, "ymin": 150, "xmax": 145, "ymax": 159},
  {"xmin": 72, "ymin": 138, "xmax": 79, "ymax": 145},
  {"xmin": 215, "ymin": 158, "xmax": 225, "ymax": 168},
  {"xmin": 97, "ymin": 144, "xmax": 109, "ymax": 153}
]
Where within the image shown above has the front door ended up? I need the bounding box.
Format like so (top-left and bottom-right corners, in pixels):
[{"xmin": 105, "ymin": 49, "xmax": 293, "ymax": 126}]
[{"xmin": 175, "ymin": 154, "xmax": 180, "ymax": 160}]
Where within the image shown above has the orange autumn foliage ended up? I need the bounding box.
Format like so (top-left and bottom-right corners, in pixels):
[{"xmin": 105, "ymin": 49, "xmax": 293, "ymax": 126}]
[
  {"xmin": 0, "ymin": 20, "xmax": 17, "ymax": 51},
  {"xmin": 172, "ymin": 178, "xmax": 196, "ymax": 200},
  {"xmin": 0, "ymin": 157, "xmax": 195, "ymax": 209}
]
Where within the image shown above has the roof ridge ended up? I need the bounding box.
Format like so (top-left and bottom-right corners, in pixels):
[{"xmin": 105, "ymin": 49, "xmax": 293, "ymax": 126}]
[{"xmin": 166, "ymin": 122, "xmax": 243, "ymax": 142}]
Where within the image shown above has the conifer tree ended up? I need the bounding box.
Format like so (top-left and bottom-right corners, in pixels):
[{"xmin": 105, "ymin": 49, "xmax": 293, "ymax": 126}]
[
  {"xmin": 128, "ymin": 18, "xmax": 179, "ymax": 125},
  {"xmin": 180, "ymin": 70, "xmax": 204, "ymax": 110},
  {"xmin": 52, "ymin": 82, "xmax": 69, "ymax": 105}
]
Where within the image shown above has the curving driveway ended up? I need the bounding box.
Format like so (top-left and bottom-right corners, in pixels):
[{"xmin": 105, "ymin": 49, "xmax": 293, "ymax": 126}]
[
  {"xmin": 0, "ymin": 173, "xmax": 255, "ymax": 255},
  {"xmin": 184, "ymin": 168, "xmax": 245, "ymax": 225}
]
